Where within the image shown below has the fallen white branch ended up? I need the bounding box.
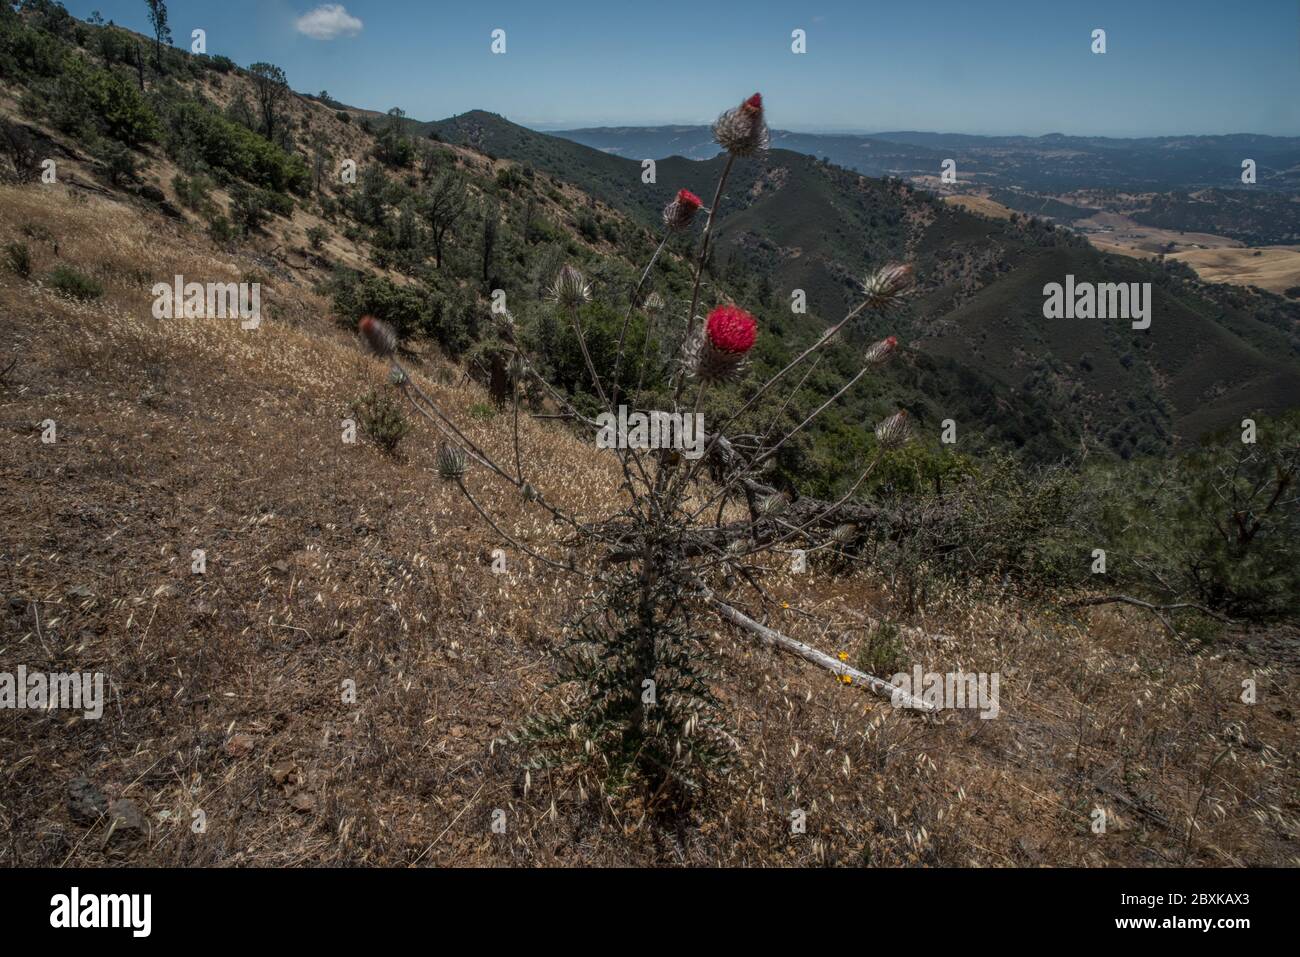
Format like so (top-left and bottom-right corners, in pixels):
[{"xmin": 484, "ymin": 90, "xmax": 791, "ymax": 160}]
[{"xmin": 708, "ymin": 597, "xmax": 936, "ymax": 712}]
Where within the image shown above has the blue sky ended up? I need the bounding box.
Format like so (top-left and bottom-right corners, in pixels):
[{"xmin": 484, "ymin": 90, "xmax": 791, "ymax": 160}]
[{"xmin": 63, "ymin": 0, "xmax": 1300, "ymax": 136}]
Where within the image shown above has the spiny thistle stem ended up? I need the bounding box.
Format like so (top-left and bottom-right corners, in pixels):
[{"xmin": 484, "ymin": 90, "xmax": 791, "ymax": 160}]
[
  {"xmin": 674, "ymin": 152, "xmax": 736, "ymax": 403},
  {"xmin": 454, "ymin": 477, "xmax": 600, "ymax": 581},
  {"xmin": 683, "ymin": 357, "xmax": 881, "ymax": 522},
  {"xmin": 759, "ymin": 353, "xmax": 824, "ymax": 446},
  {"xmin": 672, "ymin": 301, "xmax": 873, "ymax": 502},
  {"xmin": 697, "ymin": 451, "xmax": 889, "ymax": 571},
  {"xmin": 511, "ymin": 371, "xmax": 524, "ymax": 483},
  {"xmin": 392, "ymin": 359, "xmax": 593, "ymax": 537},
  {"xmin": 610, "ymin": 228, "xmax": 672, "ymax": 408}
]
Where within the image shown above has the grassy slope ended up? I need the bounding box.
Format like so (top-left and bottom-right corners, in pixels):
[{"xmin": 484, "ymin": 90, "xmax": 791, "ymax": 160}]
[{"xmin": 2, "ymin": 184, "xmax": 1298, "ymax": 867}]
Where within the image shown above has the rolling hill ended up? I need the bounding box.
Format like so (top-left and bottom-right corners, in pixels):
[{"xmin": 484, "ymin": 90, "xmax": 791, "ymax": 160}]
[
  {"xmin": 554, "ymin": 125, "xmax": 1300, "ymax": 193},
  {"xmin": 427, "ymin": 112, "xmax": 1300, "ymax": 460}
]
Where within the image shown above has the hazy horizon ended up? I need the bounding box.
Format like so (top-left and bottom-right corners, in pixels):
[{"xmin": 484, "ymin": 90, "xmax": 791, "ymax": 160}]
[
  {"xmin": 530, "ymin": 121, "xmax": 1300, "ymax": 141},
  {"xmin": 62, "ymin": 0, "xmax": 1300, "ymax": 138}
]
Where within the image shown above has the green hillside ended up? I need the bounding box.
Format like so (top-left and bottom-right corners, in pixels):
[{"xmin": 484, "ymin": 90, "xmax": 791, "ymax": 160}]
[
  {"xmin": 3, "ymin": 4, "xmax": 1296, "ymax": 476},
  {"xmin": 432, "ymin": 112, "xmax": 1299, "ymax": 459}
]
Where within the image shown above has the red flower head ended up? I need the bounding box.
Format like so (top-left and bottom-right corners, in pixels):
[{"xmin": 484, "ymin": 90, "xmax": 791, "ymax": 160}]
[
  {"xmin": 706, "ymin": 305, "xmax": 758, "ymax": 355},
  {"xmin": 743, "ymin": 93, "xmax": 763, "ymax": 112},
  {"xmin": 359, "ymin": 315, "xmax": 397, "ymax": 356},
  {"xmin": 663, "ymin": 188, "xmax": 704, "ymax": 230}
]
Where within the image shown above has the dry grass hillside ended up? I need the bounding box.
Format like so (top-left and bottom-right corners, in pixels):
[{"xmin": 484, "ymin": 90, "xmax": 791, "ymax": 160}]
[
  {"xmin": 0, "ymin": 57, "xmax": 641, "ymax": 308},
  {"xmin": 1166, "ymin": 246, "xmax": 1300, "ymax": 296},
  {"xmin": 1, "ymin": 183, "xmax": 1297, "ymax": 867}
]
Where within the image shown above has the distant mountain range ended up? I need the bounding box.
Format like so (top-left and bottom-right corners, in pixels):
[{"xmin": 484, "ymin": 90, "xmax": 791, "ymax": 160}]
[
  {"xmin": 421, "ymin": 111, "xmax": 1300, "ymax": 459},
  {"xmin": 549, "ymin": 126, "xmax": 1300, "ymax": 194}
]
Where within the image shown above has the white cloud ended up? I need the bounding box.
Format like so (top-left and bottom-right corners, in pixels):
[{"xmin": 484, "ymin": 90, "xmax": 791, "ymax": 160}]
[{"xmin": 294, "ymin": 4, "xmax": 363, "ymax": 41}]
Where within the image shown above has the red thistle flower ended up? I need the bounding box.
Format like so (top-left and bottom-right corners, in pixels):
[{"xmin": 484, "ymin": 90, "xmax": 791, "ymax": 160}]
[
  {"xmin": 359, "ymin": 315, "xmax": 397, "ymax": 356},
  {"xmin": 663, "ymin": 188, "xmax": 704, "ymax": 231},
  {"xmin": 743, "ymin": 93, "xmax": 763, "ymax": 112},
  {"xmin": 706, "ymin": 305, "xmax": 758, "ymax": 354}
]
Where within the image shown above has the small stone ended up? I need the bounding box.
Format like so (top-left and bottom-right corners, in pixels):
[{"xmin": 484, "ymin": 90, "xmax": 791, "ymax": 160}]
[
  {"xmin": 66, "ymin": 584, "xmax": 94, "ymax": 601},
  {"xmin": 107, "ymin": 799, "xmax": 146, "ymax": 837},
  {"xmin": 224, "ymin": 733, "xmax": 256, "ymax": 757},
  {"xmin": 68, "ymin": 776, "xmax": 109, "ymax": 824}
]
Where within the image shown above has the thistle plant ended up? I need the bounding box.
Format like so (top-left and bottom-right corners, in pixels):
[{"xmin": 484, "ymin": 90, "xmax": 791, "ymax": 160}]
[{"xmin": 357, "ymin": 91, "xmax": 923, "ymax": 808}]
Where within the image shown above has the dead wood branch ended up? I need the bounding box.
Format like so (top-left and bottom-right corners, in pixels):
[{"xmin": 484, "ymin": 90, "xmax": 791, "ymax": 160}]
[
  {"xmin": 708, "ymin": 596, "xmax": 936, "ymax": 712},
  {"xmin": 1065, "ymin": 594, "xmax": 1237, "ymax": 636}
]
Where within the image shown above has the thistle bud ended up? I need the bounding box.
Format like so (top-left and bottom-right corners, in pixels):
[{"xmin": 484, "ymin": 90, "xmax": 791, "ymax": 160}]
[
  {"xmin": 830, "ymin": 523, "xmax": 858, "ymax": 545},
  {"xmin": 546, "ymin": 265, "xmax": 591, "ymax": 313},
  {"xmin": 359, "ymin": 315, "xmax": 397, "ymax": 357},
  {"xmin": 662, "ymin": 188, "xmax": 703, "ymax": 231},
  {"xmin": 861, "ymin": 264, "xmax": 915, "ymax": 313},
  {"xmin": 874, "ymin": 410, "xmax": 911, "ymax": 450},
  {"xmin": 507, "ymin": 353, "xmax": 527, "ymax": 382},
  {"xmin": 436, "ymin": 444, "xmax": 468, "ymax": 483},
  {"xmin": 712, "ymin": 92, "xmax": 769, "ymax": 157},
  {"xmin": 863, "ymin": 336, "xmax": 899, "ymax": 366},
  {"xmin": 757, "ymin": 492, "xmax": 788, "ymax": 518}
]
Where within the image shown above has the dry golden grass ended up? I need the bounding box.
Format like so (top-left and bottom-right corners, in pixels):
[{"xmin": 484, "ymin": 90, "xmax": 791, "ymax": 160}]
[
  {"xmin": 943, "ymin": 194, "xmax": 1015, "ymax": 220},
  {"xmin": 1166, "ymin": 246, "xmax": 1300, "ymax": 295},
  {"xmin": 1, "ymin": 184, "xmax": 1296, "ymax": 867},
  {"xmin": 1076, "ymin": 210, "xmax": 1240, "ymax": 254}
]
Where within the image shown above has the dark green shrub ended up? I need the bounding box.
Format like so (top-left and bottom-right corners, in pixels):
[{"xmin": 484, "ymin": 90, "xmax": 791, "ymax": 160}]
[
  {"xmin": 350, "ymin": 388, "xmax": 411, "ymax": 455},
  {"xmin": 230, "ymin": 186, "xmax": 267, "ymax": 233},
  {"xmin": 162, "ymin": 100, "xmax": 309, "ymax": 194},
  {"xmin": 0, "ymin": 21, "xmax": 67, "ymax": 80},
  {"xmin": 857, "ymin": 622, "xmax": 907, "ymax": 678},
  {"xmin": 172, "ymin": 173, "xmax": 214, "ymax": 213},
  {"xmin": 1090, "ymin": 412, "xmax": 1300, "ymax": 621},
  {"xmin": 261, "ymin": 189, "xmax": 294, "ymax": 218},
  {"xmin": 47, "ymin": 265, "xmax": 103, "ymax": 300},
  {"xmin": 206, "ymin": 214, "xmax": 237, "ymax": 246},
  {"xmin": 97, "ymin": 140, "xmax": 139, "ymax": 185},
  {"xmin": 55, "ymin": 54, "xmax": 158, "ymax": 146},
  {"xmin": 4, "ymin": 241, "xmax": 32, "ymax": 278}
]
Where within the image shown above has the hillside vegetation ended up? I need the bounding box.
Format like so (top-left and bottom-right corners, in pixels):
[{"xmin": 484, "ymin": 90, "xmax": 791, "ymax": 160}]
[
  {"xmin": 434, "ymin": 111, "xmax": 1300, "ymax": 463},
  {"xmin": 0, "ymin": 3, "xmax": 1297, "ymax": 867}
]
